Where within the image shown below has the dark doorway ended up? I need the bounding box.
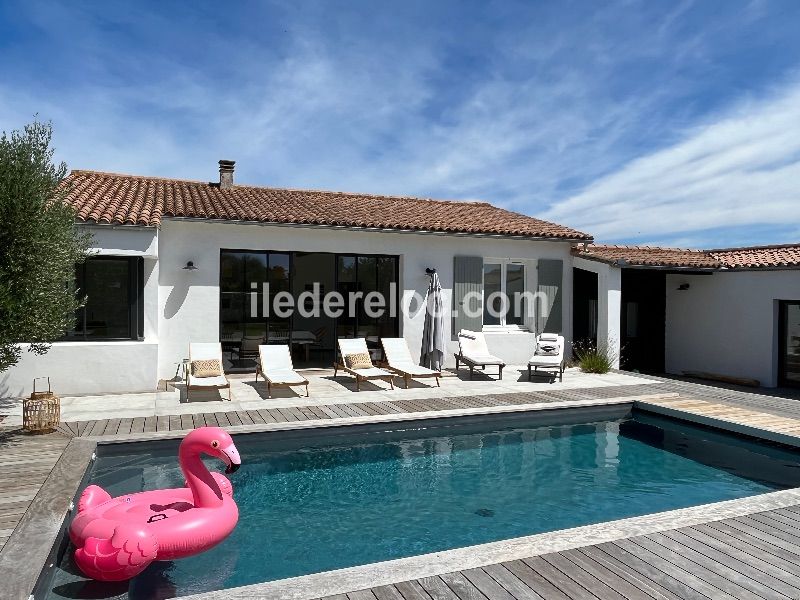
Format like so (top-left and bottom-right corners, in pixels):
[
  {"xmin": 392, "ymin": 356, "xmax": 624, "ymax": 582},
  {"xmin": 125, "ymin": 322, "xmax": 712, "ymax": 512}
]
[
  {"xmin": 572, "ymin": 268, "xmax": 598, "ymax": 347},
  {"xmin": 620, "ymin": 270, "xmax": 666, "ymax": 373},
  {"xmin": 779, "ymin": 301, "xmax": 800, "ymax": 387}
]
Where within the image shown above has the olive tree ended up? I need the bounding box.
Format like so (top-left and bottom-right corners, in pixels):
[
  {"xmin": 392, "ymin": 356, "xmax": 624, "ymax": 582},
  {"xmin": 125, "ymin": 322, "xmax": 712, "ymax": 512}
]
[{"xmin": 0, "ymin": 121, "xmax": 91, "ymax": 371}]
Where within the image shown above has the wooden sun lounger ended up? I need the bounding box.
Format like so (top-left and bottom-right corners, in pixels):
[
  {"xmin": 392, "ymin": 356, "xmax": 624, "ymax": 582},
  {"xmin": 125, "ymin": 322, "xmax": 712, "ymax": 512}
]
[
  {"xmin": 381, "ymin": 337, "xmax": 441, "ymax": 388},
  {"xmin": 335, "ymin": 338, "xmax": 395, "ymax": 391},
  {"xmin": 455, "ymin": 330, "xmax": 505, "ymax": 380},
  {"xmin": 256, "ymin": 345, "xmax": 309, "ymax": 398},
  {"xmin": 527, "ymin": 333, "xmax": 566, "ymax": 382},
  {"xmin": 187, "ymin": 342, "xmax": 231, "ymax": 401}
]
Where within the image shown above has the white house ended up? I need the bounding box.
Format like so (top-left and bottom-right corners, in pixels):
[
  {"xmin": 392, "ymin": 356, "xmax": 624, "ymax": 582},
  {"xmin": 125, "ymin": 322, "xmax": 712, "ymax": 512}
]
[
  {"xmin": 573, "ymin": 244, "xmax": 800, "ymax": 388},
  {"xmin": 1, "ymin": 161, "xmax": 591, "ymax": 397},
  {"xmin": 3, "ymin": 161, "xmax": 798, "ymax": 398}
]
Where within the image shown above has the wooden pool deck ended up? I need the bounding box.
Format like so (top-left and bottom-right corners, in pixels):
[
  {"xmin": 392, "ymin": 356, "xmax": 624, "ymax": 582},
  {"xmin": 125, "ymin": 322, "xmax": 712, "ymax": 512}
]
[
  {"xmin": 2, "ymin": 373, "xmax": 800, "ymax": 599},
  {"xmin": 322, "ymin": 505, "xmax": 800, "ymax": 600},
  {"xmin": 54, "ymin": 381, "xmax": 667, "ymax": 439},
  {"xmin": 0, "ymin": 429, "xmax": 70, "ymax": 551}
]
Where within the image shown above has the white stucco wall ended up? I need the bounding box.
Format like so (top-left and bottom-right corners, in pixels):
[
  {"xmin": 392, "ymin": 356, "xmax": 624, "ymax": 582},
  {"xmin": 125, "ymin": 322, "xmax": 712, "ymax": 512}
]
[
  {"xmin": 84, "ymin": 224, "xmax": 159, "ymax": 257},
  {"xmin": 156, "ymin": 219, "xmax": 575, "ymax": 380},
  {"xmin": 1, "ymin": 342, "xmax": 159, "ymax": 397},
  {"xmin": 1, "ymin": 226, "xmax": 160, "ymax": 397},
  {"xmin": 665, "ymin": 270, "xmax": 800, "ymax": 387},
  {"xmin": 1, "ymin": 220, "xmax": 576, "ymax": 398},
  {"xmin": 573, "ymin": 257, "xmax": 621, "ymax": 368}
]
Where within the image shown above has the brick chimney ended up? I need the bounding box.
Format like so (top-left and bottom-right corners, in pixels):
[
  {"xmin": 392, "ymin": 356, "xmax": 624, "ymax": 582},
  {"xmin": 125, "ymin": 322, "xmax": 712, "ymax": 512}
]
[{"xmin": 218, "ymin": 160, "xmax": 235, "ymax": 189}]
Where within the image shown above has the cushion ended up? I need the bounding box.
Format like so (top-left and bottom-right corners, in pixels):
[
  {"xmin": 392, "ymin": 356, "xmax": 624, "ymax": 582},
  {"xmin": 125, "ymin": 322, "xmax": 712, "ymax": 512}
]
[
  {"xmin": 192, "ymin": 359, "xmax": 222, "ymax": 378},
  {"xmin": 344, "ymin": 352, "xmax": 373, "ymax": 370},
  {"xmin": 535, "ymin": 342, "xmax": 560, "ymax": 356},
  {"xmin": 539, "ymin": 333, "xmax": 559, "ymax": 342}
]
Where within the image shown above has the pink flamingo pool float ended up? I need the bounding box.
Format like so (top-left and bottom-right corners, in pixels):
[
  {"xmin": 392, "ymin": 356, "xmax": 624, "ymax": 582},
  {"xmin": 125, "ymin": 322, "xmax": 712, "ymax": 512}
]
[{"xmin": 69, "ymin": 426, "xmax": 241, "ymax": 581}]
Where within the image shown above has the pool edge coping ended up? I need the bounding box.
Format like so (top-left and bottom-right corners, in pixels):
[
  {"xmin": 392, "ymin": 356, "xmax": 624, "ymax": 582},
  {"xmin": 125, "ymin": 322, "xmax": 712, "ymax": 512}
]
[{"xmin": 181, "ymin": 488, "xmax": 800, "ymax": 600}]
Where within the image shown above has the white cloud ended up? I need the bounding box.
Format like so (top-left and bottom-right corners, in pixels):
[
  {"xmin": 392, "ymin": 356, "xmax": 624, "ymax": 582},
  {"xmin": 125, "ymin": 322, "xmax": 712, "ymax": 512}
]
[
  {"xmin": 543, "ymin": 81, "xmax": 800, "ymax": 242},
  {"xmin": 2, "ymin": 0, "xmax": 799, "ymax": 250}
]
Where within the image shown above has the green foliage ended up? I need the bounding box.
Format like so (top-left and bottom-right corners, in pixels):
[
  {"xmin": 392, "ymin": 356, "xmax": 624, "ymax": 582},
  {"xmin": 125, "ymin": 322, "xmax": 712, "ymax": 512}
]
[
  {"xmin": 0, "ymin": 121, "xmax": 91, "ymax": 371},
  {"xmin": 573, "ymin": 339, "xmax": 618, "ymax": 374}
]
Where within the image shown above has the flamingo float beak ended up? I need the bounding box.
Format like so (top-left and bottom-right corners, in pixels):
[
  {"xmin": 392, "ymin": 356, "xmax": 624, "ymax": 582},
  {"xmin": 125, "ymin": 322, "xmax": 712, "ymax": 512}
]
[{"xmin": 221, "ymin": 443, "xmax": 241, "ymax": 474}]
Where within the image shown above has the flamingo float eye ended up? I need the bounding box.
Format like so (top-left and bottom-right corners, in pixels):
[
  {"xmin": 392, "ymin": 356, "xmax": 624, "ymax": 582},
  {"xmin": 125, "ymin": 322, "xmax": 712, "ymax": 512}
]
[{"xmin": 211, "ymin": 440, "xmax": 220, "ymax": 449}]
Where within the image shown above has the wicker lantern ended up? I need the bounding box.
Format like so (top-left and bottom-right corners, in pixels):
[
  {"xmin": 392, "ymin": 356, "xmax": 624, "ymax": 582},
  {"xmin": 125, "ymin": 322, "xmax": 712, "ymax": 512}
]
[{"xmin": 23, "ymin": 377, "xmax": 60, "ymax": 434}]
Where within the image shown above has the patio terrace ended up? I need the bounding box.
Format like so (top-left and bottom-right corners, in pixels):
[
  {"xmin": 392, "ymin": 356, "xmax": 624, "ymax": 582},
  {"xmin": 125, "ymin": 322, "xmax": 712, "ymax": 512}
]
[{"xmin": 2, "ymin": 366, "xmax": 652, "ymax": 426}]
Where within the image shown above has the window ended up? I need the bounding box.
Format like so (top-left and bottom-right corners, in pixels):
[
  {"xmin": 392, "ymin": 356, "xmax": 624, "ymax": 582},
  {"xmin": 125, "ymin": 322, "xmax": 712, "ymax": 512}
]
[
  {"xmin": 336, "ymin": 254, "xmax": 399, "ymax": 339},
  {"xmin": 483, "ymin": 260, "xmax": 526, "ymax": 327},
  {"xmin": 220, "ymin": 249, "xmax": 400, "ymax": 342},
  {"xmin": 65, "ymin": 257, "xmax": 144, "ymax": 340},
  {"xmin": 220, "ymin": 250, "xmax": 291, "ymax": 342}
]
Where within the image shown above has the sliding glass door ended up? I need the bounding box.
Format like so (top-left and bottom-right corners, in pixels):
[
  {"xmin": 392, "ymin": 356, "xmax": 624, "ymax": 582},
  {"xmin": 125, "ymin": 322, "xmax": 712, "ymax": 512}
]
[
  {"xmin": 336, "ymin": 255, "xmax": 398, "ymax": 339},
  {"xmin": 220, "ymin": 250, "xmax": 398, "ymax": 369},
  {"xmin": 779, "ymin": 301, "xmax": 800, "ymax": 387}
]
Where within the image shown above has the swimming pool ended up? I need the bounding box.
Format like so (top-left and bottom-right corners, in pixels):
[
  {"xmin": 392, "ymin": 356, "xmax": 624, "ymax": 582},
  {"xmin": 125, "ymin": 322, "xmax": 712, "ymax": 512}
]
[{"xmin": 42, "ymin": 406, "xmax": 800, "ymax": 599}]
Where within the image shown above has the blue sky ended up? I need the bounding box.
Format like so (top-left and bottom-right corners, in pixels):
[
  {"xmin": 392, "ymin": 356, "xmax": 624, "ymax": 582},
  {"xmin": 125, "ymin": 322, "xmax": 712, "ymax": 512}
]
[{"xmin": 1, "ymin": 0, "xmax": 799, "ymax": 248}]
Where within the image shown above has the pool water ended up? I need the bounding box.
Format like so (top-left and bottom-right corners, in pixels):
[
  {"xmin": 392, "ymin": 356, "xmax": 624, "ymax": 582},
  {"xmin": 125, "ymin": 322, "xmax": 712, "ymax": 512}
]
[{"xmin": 45, "ymin": 410, "xmax": 800, "ymax": 599}]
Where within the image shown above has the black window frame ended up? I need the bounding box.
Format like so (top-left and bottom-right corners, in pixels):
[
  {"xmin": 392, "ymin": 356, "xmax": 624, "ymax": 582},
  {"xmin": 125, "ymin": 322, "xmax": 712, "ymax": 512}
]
[
  {"xmin": 64, "ymin": 256, "xmax": 145, "ymax": 341},
  {"xmin": 219, "ymin": 249, "xmax": 400, "ymax": 344}
]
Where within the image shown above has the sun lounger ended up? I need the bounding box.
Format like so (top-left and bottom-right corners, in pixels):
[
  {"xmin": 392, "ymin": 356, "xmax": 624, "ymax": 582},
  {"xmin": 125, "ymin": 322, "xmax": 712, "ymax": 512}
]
[
  {"xmin": 256, "ymin": 345, "xmax": 309, "ymax": 398},
  {"xmin": 527, "ymin": 333, "xmax": 565, "ymax": 382},
  {"xmin": 455, "ymin": 330, "xmax": 505, "ymax": 380},
  {"xmin": 187, "ymin": 342, "xmax": 231, "ymax": 400},
  {"xmin": 381, "ymin": 337, "xmax": 441, "ymax": 388},
  {"xmin": 335, "ymin": 338, "xmax": 395, "ymax": 391}
]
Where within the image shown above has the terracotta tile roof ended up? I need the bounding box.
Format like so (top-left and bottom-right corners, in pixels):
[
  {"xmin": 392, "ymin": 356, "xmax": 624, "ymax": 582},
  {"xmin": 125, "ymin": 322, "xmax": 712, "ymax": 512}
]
[
  {"xmin": 574, "ymin": 243, "xmax": 800, "ymax": 270},
  {"xmin": 708, "ymin": 244, "xmax": 800, "ymax": 268},
  {"xmin": 62, "ymin": 170, "xmax": 591, "ymax": 240},
  {"xmin": 573, "ymin": 244, "xmax": 722, "ymax": 269}
]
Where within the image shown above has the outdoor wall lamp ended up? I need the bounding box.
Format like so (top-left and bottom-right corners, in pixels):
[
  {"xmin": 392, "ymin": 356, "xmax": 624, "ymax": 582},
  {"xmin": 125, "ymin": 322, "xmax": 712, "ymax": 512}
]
[
  {"xmin": 677, "ymin": 283, "xmax": 690, "ymax": 291},
  {"xmin": 183, "ymin": 261, "xmax": 198, "ymax": 271}
]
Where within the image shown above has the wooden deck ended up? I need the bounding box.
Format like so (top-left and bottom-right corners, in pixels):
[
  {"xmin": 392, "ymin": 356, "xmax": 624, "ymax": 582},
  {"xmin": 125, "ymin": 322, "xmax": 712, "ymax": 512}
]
[
  {"xmin": 641, "ymin": 395, "xmax": 800, "ymax": 438},
  {"xmin": 54, "ymin": 383, "xmax": 666, "ymax": 439},
  {"xmin": 321, "ymin": 505, "xmax": 800, "ymax": 600},
  {"xmin": 0, "ymin": 429, "xmax": 70, "ymax": 551}
]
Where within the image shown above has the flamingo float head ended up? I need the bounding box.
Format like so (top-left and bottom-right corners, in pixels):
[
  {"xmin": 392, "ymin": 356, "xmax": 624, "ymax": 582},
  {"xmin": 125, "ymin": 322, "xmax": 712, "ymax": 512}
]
[{"xmin": 181, "ymin": 426, "xmax": 241, "ymax": 474}]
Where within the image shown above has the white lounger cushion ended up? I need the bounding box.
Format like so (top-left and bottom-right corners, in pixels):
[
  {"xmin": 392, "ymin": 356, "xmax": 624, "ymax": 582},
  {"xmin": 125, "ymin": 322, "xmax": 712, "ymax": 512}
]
[
  {"xmin": 458, "ymin": 330, "xmax": 505, "ymax": 365},
  {"xmin": 259, "ymin": 345, "xmax": 294, "ymax": 370},
  {"xmin": 190, "ymin": 342, "xmax": 224, "ymax": 362},
  {"xmin": 337, "ymin": 338, "xmax": 392, "ymax": 377},
  {"xmin": 264, "ymin": 368, "xmax": 307, "ymax": 385},
  {"xmin": 187, "ymin": 374, "xmax": 228, "ymax": 387},
  {"xmin": 259, "ymin": 345, "xmax": 308, "ymax": 384},
  {"xmin": 348, "ymin": 366, "xmax": 392, "ymax": 378},
  {"xmin": 527, "ymin": 354, "xmax": 563, "ymax": 367},
  {"xmin": 338, "ymin": 338, "xmax": 371, "ymax": 358},
  {"xmin": 381, "ymin": 338, "xmax": 440, "ymax": 376}
]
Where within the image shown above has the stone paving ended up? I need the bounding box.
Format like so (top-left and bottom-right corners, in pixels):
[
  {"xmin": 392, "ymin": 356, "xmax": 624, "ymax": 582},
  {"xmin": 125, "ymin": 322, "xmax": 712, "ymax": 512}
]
[{"xmin": 0, "ymin": 367, "xmax": 651, "ymax": 425}]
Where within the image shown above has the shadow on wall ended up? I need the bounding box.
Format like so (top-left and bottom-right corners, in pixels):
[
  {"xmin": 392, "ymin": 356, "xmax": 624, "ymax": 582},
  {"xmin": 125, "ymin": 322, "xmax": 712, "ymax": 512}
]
[{"xmin": 164, "ymin": 280, "xmax": 190, "ymax": 320}]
